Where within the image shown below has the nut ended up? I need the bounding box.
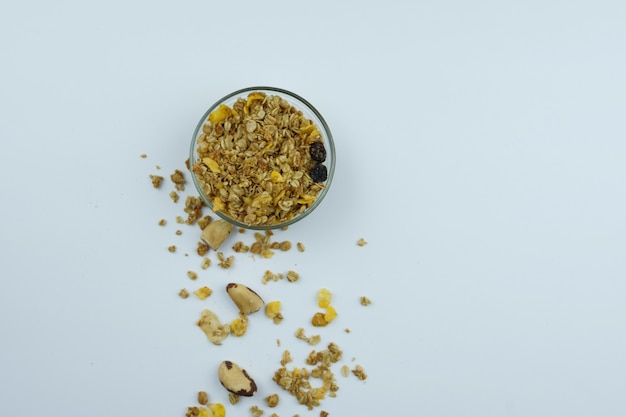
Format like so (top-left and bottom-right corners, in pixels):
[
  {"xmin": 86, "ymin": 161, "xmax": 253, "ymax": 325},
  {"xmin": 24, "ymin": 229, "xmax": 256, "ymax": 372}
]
[
  {"xmin": 200, "ymin": 219, "xmax": 234, "ymax": 250},
  {"xmin": 197, "ymin": 309, "xmax": 229, "ymax": 345},
  {"xmin": 218, "ymin": 360, "xmax": 257, "ymax": 397},
  {"xmin": 226, "ymin": 283, "xmax": 264, "ymax": 315}
]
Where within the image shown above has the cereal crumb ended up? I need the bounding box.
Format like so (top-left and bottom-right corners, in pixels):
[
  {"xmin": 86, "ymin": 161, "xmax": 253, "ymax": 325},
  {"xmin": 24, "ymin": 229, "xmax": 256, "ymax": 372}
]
[
  {"xmin": 308, "ymin": 335, "xmax": 321, "ymax": 346},
  {"xmin": 352, "ymin": 364, "xmax": 367, "ymax": 380},
  {"xmin": 140, "ymin": 153, "xmax": 147, "ymax": 158},
  {"xmin": 201, "ymin": 257, "xmax": 211, "ymax": 269},
  {"xmin": 357, "ymin": 238, "xmax": 367, "ymax": 246},
  {"xmin": 228, "ymin": 393, "xmax": 240, "ymax": 405},
  {"xmin": 197, "ymin": 241, "xmax": 210, "ymax": 257},
  {"xmin": 168, "ymin": 245, "xmax": 177, "ymax": 253},
  {"xmin": 217, "ymin": 252, "xmax": 234, "ymax": 268},
  {"xmin": 178, "ymin": 289, "xmax": 189, "ymax": 299},
  {"xmin": 197, "ymin": 391, "xmax": 208, "ymax": 405},
  {"xmin": 360, "ymin": 296, "xmax": 372, "ymax": 306},
  {"xmin": 187, "ymin": 270, "xmax": 198, "ymax": 280},
  {"xmin": 250, "ymin": 405, "xmax": 264, "ymax": 417},
  {"xmin": 265, "ymin": 301, "xmax": 283, "ymax": 324},
  {"xmin": 230, "ymin": 314, "xmax": 249, "ymax": 336},
  {"xmin": 279, "ymin": 241, "xmax": 292, "ymax": 251},
  {"xmin": 286, "ymin": 270, "xmax": 299, "ymax": 282},
  {"xmin": 169, "ymin": 191, "xmax": 179, "ymax": 203},
  {"xmin": 149, "ymin": 174, "xmax": 163, "ymax": 188},
  {"xmin": 233, "ymin": 241, "xmax": 250, "ymax": 253},
  {"xmin": 276, "ymin": 338, "xmax": 281, "ymax": 347},
  {"xmin": 184, "ymin": 195, "xmax": 205, "ymax": 225},
  {"xmin": 265, "ymin": 393, "xmax": 279, "ymax": 408},
  {"xmin": 262, "ymin": 270, "xmax": 283, "ymax": 285},
  {"xmin": 176, "ymin": 229, "xmax": 183, "ymax": 235},
  {"xmin": 155, "ymin": 165, "xmax": 161, "ymax": 170},
  {"xmin": 341, "ymin": 365, "xmax": 350, "ymax": 377},
  {"xmin": 176, "ymin": 216, "xmax": 184, "ymax": 224},
  {"xmin": 280, "ymin": 350, "xmax": 292, "ymax": 366},
  {"xmin": 194, "ymin": 286, "xmax": 213, "ymax": 300},
  {"xmin": 320, "ymin": 412, "xmax": 329, "ymax": 417},
  {"xmin": 198, "ymin": 215, "xmax": 212, "ymax": 230},
  {"xmin": 158, "ymin": 219, "xmax": 166, "ymax": 226},
  {"xmin": 297, "ymin": 242, "xmax": 305, "ymax": 252},
  {"xmin": 170, "ymin": 169, "xmax": 186, "ymax": 191},
  {"xmin": 344, "ymin": 328, "xmax": 351, "ymax": 333}
]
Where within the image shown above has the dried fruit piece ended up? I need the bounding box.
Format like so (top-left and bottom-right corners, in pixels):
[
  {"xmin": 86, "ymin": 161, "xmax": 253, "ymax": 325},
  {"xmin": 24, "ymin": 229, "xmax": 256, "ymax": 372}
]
[
  {"xmin": 310, "ymin": 163, "xmax": 327, "ymax": 182},
  {"xmin": 194, "ymin": 286, "xmax": 213, "ymax": 300},
  {"xmin": 208, "ymin": 403, "xmax": 226, "ymax": 417},
  {"xmin": 197, "ymin": 309, "xmax": 229, "ymax": 345},
  {"xmin": 226, "ymin": 283, "xmax": 264, "ymax": 315},
  {"xmin": 201, "ymin": 219, "xmax": 234, "ymax": 250},
  {"xmin": 317, "ymin": 288, "xmax": 332, "ymax": 308},
  {"xmin": 309, "ymin": 141, "xmax": 327, "ymax": 162},
  {"xmin": 230, "ymin": 314, "xmax": 249, "ymax": 337},
  {"xmin": 265, "ymin": 301, "xmax": 283, "ymax": 324},
  {"xmin": 323, "ymin": 305, "xmax": 337, "ymax": 323},
  {"xmin": 218, "ymin": 360, "xmax": 257, "ymax": 397}
]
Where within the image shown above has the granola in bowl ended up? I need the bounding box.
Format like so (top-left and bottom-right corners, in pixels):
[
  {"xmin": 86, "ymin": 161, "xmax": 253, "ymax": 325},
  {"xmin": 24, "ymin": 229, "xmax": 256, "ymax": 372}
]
[{"xmin": 189, "ymin": 87, "xmax": 335, "ymax": 230}]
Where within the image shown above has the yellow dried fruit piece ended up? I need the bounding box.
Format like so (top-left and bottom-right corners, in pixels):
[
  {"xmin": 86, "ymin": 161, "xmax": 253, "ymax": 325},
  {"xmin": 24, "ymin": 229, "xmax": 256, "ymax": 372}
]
[
  {"xmin": 194, "ymin": 286, "xmax": 213, "ymax": 300},
  {"xmin": 317, "ymin": 288, "xmax": 332, "ymax": 308},
  {"xmin": 244, "ymin": 92, "xmax": 266, "ymax": 114},
  {"xmin": 265, "ymin": 301, "xmax": 282, "ymax": 318},
  {"xmin": 208, "ymin": 403, "xmax": 226, "ymax": 417},
  {"xmin": 296, "ymin": 194, "xmax": 316, "ymax": 204},
  {"xmin": 197, "ymin": 408, "xmax": 211, "ymax": 417},
  {"xmin": 203, "ymin": 157, "xmax": 221, "ymax": 173},
  {"xmin": 323, "ymin": 305, "xmax": 337, "ymax": 323},
  {"xmin": 212, "ymin": 196, "xmax": 225, "ymax": 213},
  {"xmin": 270, "ymin": 170, "xmax": 285, "ymax": 183},
  {"xmin": 209, "ymin": 103, "xmax": 236, "ymax": 124},
  {"xmin": 230, "ymin": 315, "xmax": 248, "ymax": 337},
  {"xmin": 311, "ymin": 312, "xmax": 328, "ymax": 327}
]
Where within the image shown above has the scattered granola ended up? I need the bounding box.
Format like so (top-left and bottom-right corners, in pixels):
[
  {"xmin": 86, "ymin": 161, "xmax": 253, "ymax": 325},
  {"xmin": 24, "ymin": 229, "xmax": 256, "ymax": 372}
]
[
  {"xmin": 340, "ymin": 365, "xmax": 349, "ymax": 378},
  {"xmin": 149, "ymin": 174, "xmax": 163, "ymax": 188},
  {"xmin": 158, "ymin": 218, "xmax": 166, "ymax": 226},
  {"xmin": 197, "ymin": 241, "xmax": 209, "ymax": 257},
  {"xmin": 191, "ymin": 92, "xmax": 328, "ymax": 227},
  {"xmin": 360, "ymin": 296, "xmax": 372, "ymax": 306},
  {"xmin": 187, "ymin": 270, "xmax": 198, "ymax": 280},
  {"xmin": 169, "ymin": 191, "xmax": 180, "ymax": 203},
  {"xmin": 265, "ymin": 393, "xmax": 279, "ymax": 408},
  {"xmin": 170, "ymin": 169, "xmax": 186, "ymax": 191},
  {"xmin": 168, "ymin": 245, "xmax": 176, "ymax": 253},
  {"xmin": 217, "ymin": 252, "xmax": 234, "ymax": 268},
  {"xmin": 200, "ymin": 257, "xmax": 211, "ymax": 269},
  {"xmin": 198, "ymin": 215, "xmax": 212, "ymax": 230},
  {"xmin": 352, "ymin": 364, "xmax": 367, "ymax": 380},
  {"xmin": 197, "ymin": 391, "xmax": 208, "ymax": 405},
  {"xmin": 228, "ymin": 393, "xmax": 240, "ymax": 405},
  {"xmin": 286, "ymin": 270, "xmax": 299, "ymax": 282},
  {"xmin": 357, "ymin": 238, "xmax": 367, "ymax": 247},
  {"xmin": 320, "ymin": 411, "xmax": 329, "ymax": 417},
  {"xmin": 230, "ymin": 313, "xmax": 249, "ymax": 336},
  {"xmin": 184, "ymin": 196, "xmax": 205, "ymax": 225},
  {"xmin": 280, "ymin": 350, "xmax": 292, "ymax": 366},
  {"xmin": 178, "ymin": 289, "xmax": 189, "ymax": 299},
  {"xmin": 250, "ymin": 405, "xmax": 264, "ymax": 417},
  {"xmin": 140, "ymin": 153, "xmax": 147, "ymax": 158},
  {"xmin": 233, "ymin": 241, "xmax": 250, "ymax": 253},
  {"xmin": 297, "ymin": 242, "xmax": 305, "ymax": 252}
]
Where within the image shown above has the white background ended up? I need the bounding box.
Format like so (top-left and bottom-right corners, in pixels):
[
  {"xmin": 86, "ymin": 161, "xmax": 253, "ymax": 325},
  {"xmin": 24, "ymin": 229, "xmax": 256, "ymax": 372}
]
[{"xmin": 1, "ymin": 1, "xmax": 625, "ymax": 416}]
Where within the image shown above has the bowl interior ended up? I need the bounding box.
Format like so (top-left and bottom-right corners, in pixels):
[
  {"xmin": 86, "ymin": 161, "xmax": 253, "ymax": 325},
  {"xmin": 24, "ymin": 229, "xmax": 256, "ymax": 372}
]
[{"xmin": 189, "ymin": 86, "xmax": 335, "ymax": 230}]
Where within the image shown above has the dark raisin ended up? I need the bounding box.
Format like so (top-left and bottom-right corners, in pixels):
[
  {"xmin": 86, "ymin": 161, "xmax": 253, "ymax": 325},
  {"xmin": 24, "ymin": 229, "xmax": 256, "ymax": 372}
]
[
  {"xmin": 309, "ymin": 141, "xmax": 327, "ymax": 162},
  {"xmin": 310, "ymin": 163, "xmax": 328, "ymax": 182}
]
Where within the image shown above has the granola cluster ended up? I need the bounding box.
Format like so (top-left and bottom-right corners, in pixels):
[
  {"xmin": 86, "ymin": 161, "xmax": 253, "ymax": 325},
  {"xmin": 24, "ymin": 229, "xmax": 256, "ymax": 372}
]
[{"xmin": 191, "ymin": 92, "xmax": 328, "ymax": 227}]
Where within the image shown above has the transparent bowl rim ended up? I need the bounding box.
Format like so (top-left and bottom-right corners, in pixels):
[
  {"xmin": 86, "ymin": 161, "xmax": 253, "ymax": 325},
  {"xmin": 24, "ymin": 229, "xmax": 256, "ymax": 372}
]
[{"xmin": 189, "ymin": 86, "xmax": 335, "ymax": 230}]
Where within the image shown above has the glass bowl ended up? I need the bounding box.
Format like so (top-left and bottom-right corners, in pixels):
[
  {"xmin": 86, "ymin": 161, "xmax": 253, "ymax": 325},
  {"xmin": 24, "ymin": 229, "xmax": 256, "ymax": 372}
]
[{"xmin": 189, "ymin": 86, "xmax": 335, "ymax": 230}]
